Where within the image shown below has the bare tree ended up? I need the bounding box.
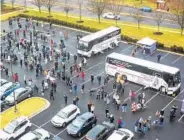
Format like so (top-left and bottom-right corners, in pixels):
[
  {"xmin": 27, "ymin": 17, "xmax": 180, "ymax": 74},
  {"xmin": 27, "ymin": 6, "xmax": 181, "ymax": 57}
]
[
  {"xmin": 63, "ymin": 0, "xmax": 72, "ymax": 17},
  {"xmin": 108, "ymin": 0, "xmax": 123, "ymax": 26},
  {"xmin": 152, "ymin": 11, "xmax": 165, "ymax": 33},
  {"xmin": 11, "ymin": 0, "xmax": 16, "ymax": 9},
  {"xmin": 30, "ymin": 0, "xmax": 43, "ymax": 13},
  {"xmin": 77, "ymin": 0, "xmax": 83, "ymax": 21},
  {"xmin": 169, "ymin": 0, "xmax": 184, "ymax": 35},
  {"xmin": 44, "ymin": 0, "xmax": 58, "ymax": 16},
  {"xmin": 130, "ymin": 7, "xmax": 144, "ymax": 29},
  {"xmin": 87, "ymin": 0, "xmax": 109, "ymax": 23}
]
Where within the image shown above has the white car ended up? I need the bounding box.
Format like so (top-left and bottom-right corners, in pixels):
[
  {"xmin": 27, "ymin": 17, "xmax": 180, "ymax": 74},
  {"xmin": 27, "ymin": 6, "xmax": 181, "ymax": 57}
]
[
  {"xmin": 0, "ymin": 116, "xmax": 32, "ymax": 140},
  {"xmin": 107, "ymin": 128, "xmax": 134, "ymax": 140},
  {"xmin": 51, "ymin": 104, "xmax": 80, "ymax": 127},
  {"xmin": 19, "ymin": 128, "xmax": 50, "ymax": 140},
  {"xmin": 0, "ymin": 79, "xmax": 8, "ymax": 87},
  {"xmin": 102, "ymin": 12, "xmax": 121, "ymax": 20}
]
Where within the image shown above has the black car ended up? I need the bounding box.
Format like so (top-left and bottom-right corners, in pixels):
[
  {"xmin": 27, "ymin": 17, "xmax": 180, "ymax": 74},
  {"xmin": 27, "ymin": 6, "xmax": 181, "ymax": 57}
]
[
  {"xmin": 66, "ymin": 112, "xmax": 97, "ymax": 137},
  {"xmin": 84, "ymin": 121, "xmax": 115, "ymax": 140}
]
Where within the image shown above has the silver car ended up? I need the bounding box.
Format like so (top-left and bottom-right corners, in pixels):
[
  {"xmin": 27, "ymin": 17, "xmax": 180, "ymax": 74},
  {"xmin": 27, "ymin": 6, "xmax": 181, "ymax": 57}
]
[{"xmin": 5, "ymin": 87, "xmax": 33, "ymax": 106}]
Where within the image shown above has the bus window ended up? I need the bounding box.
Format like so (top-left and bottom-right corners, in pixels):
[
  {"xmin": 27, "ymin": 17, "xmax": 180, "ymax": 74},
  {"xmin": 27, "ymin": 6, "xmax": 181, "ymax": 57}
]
[
  {"xmin": 78, "ymin": 43, "xmax": 89, "ymax": 51},
  {"xmin": 173, "ymin": 71, "xmax": 181, "ymax": 85}
]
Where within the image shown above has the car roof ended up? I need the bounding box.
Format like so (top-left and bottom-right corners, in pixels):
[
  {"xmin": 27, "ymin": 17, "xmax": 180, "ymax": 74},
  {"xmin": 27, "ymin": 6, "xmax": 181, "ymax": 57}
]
[
  {"xmin": 80, "ymin": 112, "xmax": 94, "ymax": 121},
  {"xmin": 0, "ymin": 79, "xmax": 7, "ymax": 83},
  {"xmin": 87, "ymin": 124, "xmax": 106, "ymax": 139},
  {"xmin": 8, "ymin": 116, "xmax": 28, "ymax": 127},
  {"xmin": 14, "ymin": 87, "xmax": 26, "ymax": 93},
  {"xmin": 1, "ymin": 82, "xmax": 12, "ymax": 88},
  {"xmin": 61, "ymin": 104, "xmax": 77, "ymax": 113},
  {"xmin": 107, "ymin": 130, "xmax": 126, "ymax": 140}
]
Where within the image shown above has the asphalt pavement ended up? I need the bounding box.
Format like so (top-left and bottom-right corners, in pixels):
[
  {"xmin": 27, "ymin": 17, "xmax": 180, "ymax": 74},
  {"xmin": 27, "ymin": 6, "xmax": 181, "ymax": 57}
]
[
  {"xmin": 5, "ymin": 0, "xmax": 180, "ymax": 29},
  {"xmin": 1, "ymin": 20, "xmax": 184, "ymax": 140}
]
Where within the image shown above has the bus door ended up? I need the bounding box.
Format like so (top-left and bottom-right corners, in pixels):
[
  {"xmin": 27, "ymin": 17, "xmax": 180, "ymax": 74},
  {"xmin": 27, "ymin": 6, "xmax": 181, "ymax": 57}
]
[{"xmin": 152, "ymin": 73, "xmax": 162, "ymax": 89}]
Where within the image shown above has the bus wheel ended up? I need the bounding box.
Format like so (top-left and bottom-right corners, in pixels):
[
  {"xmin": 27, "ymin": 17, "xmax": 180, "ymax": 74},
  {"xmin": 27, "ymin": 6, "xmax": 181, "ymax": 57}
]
[{"xmin": 160, "ymin": 86, "xmax": 166, "ymax": 94}]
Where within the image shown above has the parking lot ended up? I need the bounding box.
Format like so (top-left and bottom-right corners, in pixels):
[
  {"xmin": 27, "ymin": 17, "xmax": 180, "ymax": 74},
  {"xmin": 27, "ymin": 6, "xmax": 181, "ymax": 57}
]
[{"xmin": 1, "ymin": 19, "xmax": 184, "ymax": 140}]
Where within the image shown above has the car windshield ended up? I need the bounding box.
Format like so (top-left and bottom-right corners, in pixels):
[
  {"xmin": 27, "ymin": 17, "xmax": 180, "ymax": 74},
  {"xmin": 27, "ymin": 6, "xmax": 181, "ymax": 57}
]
[
  {"xmin": 72, "ymin": 119, "xmax": 84, "ymax": 128},
  {"xmin": 32, "ymin": 131, "xmax": 42, "ymax": 138},
  {"xmin": 9, "ymin": 91, "xmax": 19, "ymax": 97},
  {"xmin": 3, "ymin": 121, "xmax": 17, "ymax": 134},
  {"xmin": 57, "ymin": 111, "xmax": 67, "ymax": 119},
  {"xmin": 78, "ymin": 43, "xmax": 89, "ymax": 52}
]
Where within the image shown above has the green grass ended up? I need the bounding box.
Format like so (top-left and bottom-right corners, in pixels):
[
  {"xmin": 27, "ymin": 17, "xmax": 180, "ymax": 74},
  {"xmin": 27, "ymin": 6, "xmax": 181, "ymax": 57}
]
[
  {"xmin": 124, "ymin": 0, "xmax": 156, "ymax": 9},
  {"xmin": 22, "ymin": 9, "xmax": 184, "ymax": 48}
]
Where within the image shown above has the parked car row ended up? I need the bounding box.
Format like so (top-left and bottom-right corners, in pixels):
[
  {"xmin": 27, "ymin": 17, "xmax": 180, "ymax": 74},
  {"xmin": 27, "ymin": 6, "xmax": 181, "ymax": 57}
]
[{"xmin": 0, "ymin": 78, "xmax": 33, "ymax": 109}]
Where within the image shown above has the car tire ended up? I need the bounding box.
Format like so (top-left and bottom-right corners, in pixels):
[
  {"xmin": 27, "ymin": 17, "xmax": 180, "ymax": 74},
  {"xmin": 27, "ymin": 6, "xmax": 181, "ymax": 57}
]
[
  {"xmin": 78, "ymin": 132, "xmax": 81, "ymax": 137},
  {"xmin": 62, "ymin": 122, "xmax": 66, "ymax": 127},
  {"xmin": 25, "ymin": 126, "xmax": 30, "ymax": 132},
  {"xmin": 160, "ymin": 86, "xmax": 166, "ymax": 94}
]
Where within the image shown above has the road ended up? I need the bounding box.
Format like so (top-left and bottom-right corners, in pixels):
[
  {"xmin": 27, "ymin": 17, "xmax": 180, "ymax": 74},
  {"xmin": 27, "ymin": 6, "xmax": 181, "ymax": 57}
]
[
  {"xmin": 5, "ymin": 0, "xmax": 180, "ymax": 29},
  {"xmin": 1, "ymin": 19, "xmax": 184, "ymax": 140}
]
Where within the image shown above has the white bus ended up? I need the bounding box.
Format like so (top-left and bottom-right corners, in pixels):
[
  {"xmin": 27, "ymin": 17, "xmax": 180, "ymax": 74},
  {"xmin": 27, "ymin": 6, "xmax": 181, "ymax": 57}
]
[
  {"xmin": 77, "ymin": 26, "xmax": 121, "ymax": 57},
  {"xmin": 105, "ymin": 52, "xmax": 181, "ymax": 96}
]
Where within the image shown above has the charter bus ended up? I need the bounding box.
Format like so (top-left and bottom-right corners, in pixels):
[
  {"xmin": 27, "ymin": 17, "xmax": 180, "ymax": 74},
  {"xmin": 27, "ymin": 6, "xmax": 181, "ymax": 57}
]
[
  {"xmin": 105, "ymin": 52, "xmax": 181, "ymax": 96},
  {"xmin": 77, "ymin": 26, "xmax": 121, "ymax": 57}
]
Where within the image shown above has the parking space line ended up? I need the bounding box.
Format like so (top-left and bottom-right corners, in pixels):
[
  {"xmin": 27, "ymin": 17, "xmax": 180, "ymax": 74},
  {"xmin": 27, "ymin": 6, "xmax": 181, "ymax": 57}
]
[
  {"xmin": 178, "ymin": 114, "xmax": 184, "ymax": 122},
  {"xmin": 55, "ymin": 128, "xmax": 67, "ymax": 136},
  {"xmin": 145, "ymin": 92, "xmax": 159, "ymax": 105},
  {"xmin": 80, "ymin": 135, "xmax": 86, "ymax": 140},
  {"xmin": 172, "ymin": 56, "xmax": 183, "ymax": 64},
  {"xmin": 32, "ymin": 123, "xmax": 56, "ymax": 136},
  {"xmin": 161, "ymin": 53, "xmax": 169, "ymax": 60},
  {"xmin": 39, "ymin": 119, "xmax": 51, "ymax": 128},
  {"xmin": 162, "ymin": 88, "xmax": 184, "ymax": 110}
]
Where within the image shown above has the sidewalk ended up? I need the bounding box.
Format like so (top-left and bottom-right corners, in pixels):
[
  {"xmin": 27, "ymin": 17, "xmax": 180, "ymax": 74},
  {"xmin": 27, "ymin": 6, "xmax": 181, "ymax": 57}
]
[{"xmin": 0, "ymin": 97, "xmax": 50, "ymax": 129}]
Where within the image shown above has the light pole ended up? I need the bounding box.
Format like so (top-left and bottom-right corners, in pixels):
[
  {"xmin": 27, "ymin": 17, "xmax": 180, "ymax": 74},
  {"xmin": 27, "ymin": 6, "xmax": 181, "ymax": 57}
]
[{"xmin": 10, "ymin": 54, "xmax": 18, "ymax": 113}]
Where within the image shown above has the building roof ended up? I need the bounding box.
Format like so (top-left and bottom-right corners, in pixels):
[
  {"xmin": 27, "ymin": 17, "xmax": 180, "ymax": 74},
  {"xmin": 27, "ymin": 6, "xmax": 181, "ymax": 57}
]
[{"xmin": 137, "ymin": 37, "xmax": 156, "ymax": 46}]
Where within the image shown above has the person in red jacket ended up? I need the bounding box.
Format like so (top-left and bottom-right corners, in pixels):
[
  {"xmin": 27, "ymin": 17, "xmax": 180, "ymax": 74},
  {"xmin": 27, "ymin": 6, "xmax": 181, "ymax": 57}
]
[{"xmin": 81, "ymin": 71, "xmax": 85, "ymax": 81}]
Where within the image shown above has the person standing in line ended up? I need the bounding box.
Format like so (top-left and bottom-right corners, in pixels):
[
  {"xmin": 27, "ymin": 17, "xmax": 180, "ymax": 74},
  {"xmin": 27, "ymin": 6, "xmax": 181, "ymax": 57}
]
[
  {"xmin": 64, "ymin": 95, "xmax": 68, "ymax": 105},
  {"xmin": 91, "ymin": 104, "xmax": 95, "ymax": 113},
  {"xmin": 105, "ymin": 107, "xmax": 109, "ymax": 118},
  {"xmin": 50, "ymin": 90, "xmax": 54, "ymax": 100}
]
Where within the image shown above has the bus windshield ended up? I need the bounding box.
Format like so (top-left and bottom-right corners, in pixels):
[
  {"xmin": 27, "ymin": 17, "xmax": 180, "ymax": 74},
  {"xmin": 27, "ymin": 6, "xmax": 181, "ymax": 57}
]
[
  {"xmin": 78, "ymin": 43, "xmax": 89, "ymax": 52},
  {"xmin": 168, "ymin": 71, "xmax": 181, "ymax": 87}
]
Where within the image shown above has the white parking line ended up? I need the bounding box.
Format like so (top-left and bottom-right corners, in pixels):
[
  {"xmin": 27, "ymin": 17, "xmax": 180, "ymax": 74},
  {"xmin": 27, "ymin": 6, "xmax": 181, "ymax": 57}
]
[
  {"xmin": 162, "ymin": 88, "xmax": 184, "ymax": 110},
  {"xmin": 39, "ymin": 119, "xmax": 51, "ymax": 128},
  {"xmin": 32, "ymin": 123, "xmax": 56, "ymax": 136},
  {"xmin": 145, "ymin": 92, "xmax": 159, "ymax": 105},
  {"xmin": 178, "ymin": 114, "xmax": 184, "ymax": 122},
  {"xmin": 172, "ymin": 56, "xmax": 183, "ymax": 64},
  {"xmin": 80, "ymin": 135, "xmax": 86, "ymax": 140},
  {"xmin": 161, "ymin": 53, "xmax": 169, "ymax": 60},
  {"xmin": 55, "ymin": 128, "xmax": 67, "ymax": 136}
]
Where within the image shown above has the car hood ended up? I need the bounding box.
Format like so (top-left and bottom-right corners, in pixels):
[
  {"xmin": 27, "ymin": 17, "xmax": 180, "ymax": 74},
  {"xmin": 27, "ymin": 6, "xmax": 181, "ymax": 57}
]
[
  {"xmin": 67, "ymin": 124, "xmax": 80, "ymax": 134},
  {"xmin": 35, "ymin": 128, "xmax": 49, "ymax": 137},
  {"xmin": 5, "ymin": 95, "xmax": 14, "ymax": 103},
  {"xmin": 52, "ymin": 115, "xmax": 65, "ymax": 124},
  {"xmin": 19, "ymin": 132, "xmax": 36, "ymax": 140},
  {"xmin": 0, "ymin": 130, "xmax": 10, "ymax": 139}
]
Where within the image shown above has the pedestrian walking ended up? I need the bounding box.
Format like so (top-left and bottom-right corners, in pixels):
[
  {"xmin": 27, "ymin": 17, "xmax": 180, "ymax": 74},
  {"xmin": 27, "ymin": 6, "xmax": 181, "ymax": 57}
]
[
  {"xmin": 91, "ymin": 104, "xmax": 95, "ymax": 113},
  {"xmin": 5, "ymin": 68, "xmax": 8, "ymax": 77},
  {"xmin": 64, "ymin": 95, "xmax": 68, "ymax": 105},
  {"xmin": 73, "ymin": 84, "xmax": 78, "ymax": 95},
  {"xmin": 109, "ymin": 114, "xmax": 114, "ymax": 123},
  {"xmin": 20, "ymin": 59, "xmax": 23, "ymax": 68},
  {"xmin": 97, "ymin": 76, "xmax": 101, "ymax": 85},
  {"xmin": 69, "ymin": 80, "xmax": 73, "ymax": 92},
  {"xmin": 53, "ymin": 82, "xmax": 57, "ymax": 93},
  {"xmin": 113, "ymin": 81, "xmax": 116, "ymax": 91},
  {"xmin": 67, "ymin": 52, "xmax": 70, "ymax": 61},
  {"xmin": 50, "ymin": 90, "xmax": 54, "ymax": 100},
  {"xmin": 91, "ymin": 75, "xmax": 94, "ymax": 84},
  {"xmin": 157, "ymin": 54, "xmax": 161, "ymax": 63},
  {"xmin": 79, "ymin": 62, "xmax": 82, "ymax": 72},
  {"xmin": 74, "ymin": 55, "xmax": 77, "ymax": 64},
  {"xmin": 121, "ymin": 103, "xmax": 128, "ymax": 113},
  {"xmin": 70, "ymin": 66, "xmax": 73, "ymax": 76},
  {"xmin": 117, "ymin": 117, "xmax": 122, "ymax": 128},
  {"xmin": 87, "ymin": 100, "xmax": 92, "ymax": 112},
  {"xmin": 105, "ymin": 107, "xmax": 109, "ymax": 118},
  {"xmin": 81, "ymin": 84, "xmax": 85, "ymax": 93},
  {"xmin": 81, "ymin": 71, "xmax": 85, "ymax": 81}
]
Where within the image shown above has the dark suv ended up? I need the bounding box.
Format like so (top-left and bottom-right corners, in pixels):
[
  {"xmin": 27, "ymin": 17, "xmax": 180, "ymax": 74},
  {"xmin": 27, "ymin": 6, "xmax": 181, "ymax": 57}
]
[
  {"xmin": 84, "ymin": 121, "xmax": 115, "ymax": 140},
  {"xmin": 66, "ymin": 112, "xmax": 97, "ymax": 137}
]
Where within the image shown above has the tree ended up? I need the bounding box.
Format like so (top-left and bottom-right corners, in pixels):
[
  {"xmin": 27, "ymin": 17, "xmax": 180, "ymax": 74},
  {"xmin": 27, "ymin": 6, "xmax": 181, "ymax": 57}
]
[
  {"xmin": 77, "ymin": 0, "xmax": 83, "ymax": 21},
  {"xmin": 31, "ymin": 0, "xmax": 43, "ymax": 13},
  {"xmin": 129, "ymin": 7, "xmax": 144, "ymax": 29},
  {"xmin": 152, "ymin": 11, "xmax": 165, "ymax": 33},
  {"xmin": 63, "ymin": 0, "xmax": 72, "ymax": 17},
  {"xmin": 44, "ymin": 0, "xmax": 58, "ymax": 16},
  {"xmin": 108, "ymin": 0, "xmax": 123, "ymax": 26},
  {"xmin": 87, "ymin": 0, "xmax": 108, "ymax": 23},
  {"xmin": 11, "ymin": 0, "xmax": 16, "ymax": 9},
  {"xmin": 169, "ymin": 0, "xmax": 184, "ymax": 35}
]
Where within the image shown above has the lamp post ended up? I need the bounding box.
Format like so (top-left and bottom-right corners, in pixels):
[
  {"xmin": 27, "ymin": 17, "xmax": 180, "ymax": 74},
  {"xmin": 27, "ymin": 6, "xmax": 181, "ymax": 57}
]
[{"xmin": 10, "ymin": 54, "xmax": 18, "ymax": 113}]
